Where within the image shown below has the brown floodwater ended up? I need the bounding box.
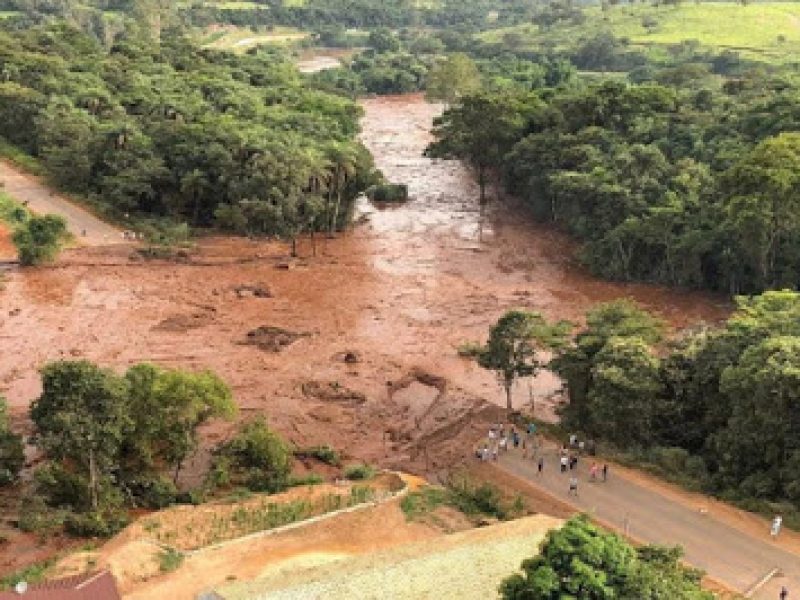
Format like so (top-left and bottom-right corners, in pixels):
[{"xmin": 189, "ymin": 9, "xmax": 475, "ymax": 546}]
[{"xmin": 0, "ymin": 93, "xmax": 729, "ymax": 461}]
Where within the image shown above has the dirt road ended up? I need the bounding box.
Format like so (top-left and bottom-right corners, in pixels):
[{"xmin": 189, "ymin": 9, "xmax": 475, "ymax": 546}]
[
  {"xmin": 0, "ymin": 160, "xmax": 122, "ymax": 245},
  {"xmin": 497, "ymin": 448, "xmax": 800, "ymax": 599}
]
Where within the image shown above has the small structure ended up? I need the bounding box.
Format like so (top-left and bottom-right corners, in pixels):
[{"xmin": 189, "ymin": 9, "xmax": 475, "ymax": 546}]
[{"xmin": 0, "ymin": 571, "xmax": 121, "ymax": 600}]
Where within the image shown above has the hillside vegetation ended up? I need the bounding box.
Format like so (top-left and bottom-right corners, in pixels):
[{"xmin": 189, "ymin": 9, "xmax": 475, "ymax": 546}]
[
  {"xmin": 482, "ymin": 2, "xmax": 800, "ymax": 65},
  {"xmin": 0, "ymin": 24, "xmax": 377, "ymax": 237}
]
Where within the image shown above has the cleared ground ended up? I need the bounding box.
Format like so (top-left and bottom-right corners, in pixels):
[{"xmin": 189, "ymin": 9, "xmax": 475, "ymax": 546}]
[{"xmin": 215, "ymin": 513, "xmax": 562, "ymax": 600}]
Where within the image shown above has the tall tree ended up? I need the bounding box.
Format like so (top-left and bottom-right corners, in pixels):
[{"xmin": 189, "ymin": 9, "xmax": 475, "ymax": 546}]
[
  {"xmin": 425, "ymin": 53, "xmax": 481, "ymax": 107},
  {"xmin": 589, "ymin": 336, "xmax": 662, "ymax": 447},
  {"xmin": 427, "ymin": 93, "xmax": 532, "ymax": 202},
  {"xmin": 478, "ymin": 310, "xmax": 570, "ymax": 411},
  {"xmin": 30, "ymin": 361, "xmax": 131, "ymax": 511},
  {"xmin": 552, "ymin": 299, "xmax": 663, "ymax": 432},
  {"xmin": 0, "ymin": 396, "xmax": 23, "ymax": 487}
]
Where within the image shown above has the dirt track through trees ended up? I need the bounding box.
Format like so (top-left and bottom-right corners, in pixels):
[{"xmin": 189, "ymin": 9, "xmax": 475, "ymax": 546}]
[{"xmin": 0, "ymin": 160, "xmax": 122, "ymax": 245}]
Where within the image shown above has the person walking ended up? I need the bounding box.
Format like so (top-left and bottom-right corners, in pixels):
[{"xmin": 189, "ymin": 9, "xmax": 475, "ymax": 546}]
[
  {"xmin": 602, "ymin": 463, "xmax": 608, "ymax": 482},
  {"xmin": 590, "ymin": 462, "xmax": 598, "ymax": 481},
  {"xmin": 568, "ymin": 476, "xmax": 578, "ymax": 496},
  {"xmin": 560, "ymin": 455, "xmax": 568, "ymax": 473},
  {"xmin": 772, "ymin": 515, "xmax": 783, "ymax": 537},
  {"xmin": 537, "ymin": 456, "xmax": 544, "ymax": 476},
  {"xmin": 780, "ymin": 586, "xmax": 788, "ymax": 600}
]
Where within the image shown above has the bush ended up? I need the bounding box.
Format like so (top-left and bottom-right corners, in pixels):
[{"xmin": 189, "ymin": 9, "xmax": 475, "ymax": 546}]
[
  {"xmin": 344, "ymin": 464, "xmax": 375, "ymax": 481},
  {"xmin": 0, "ymin": 397, "xmax": 23, "ymax": 487},
  {"xmin": 0, "ymin": 558, "xmax": 54, "ymax": 590},
  {"xmin": 295, "ymin": 445, "xmax": 341, "ymax": 466},
  {"xmin": 158, "ymin": 548, "xmax": 184, "ymax": 573},
  {"xmin": 176, "ymin": 488, "xmax": 207, "ymax": 506},
  {"xmin": 400, "ymin": 486, "xmax": 447, "ymax": 520},
  {"xmin": 368, "ymin": 183, "xmax": 409, "ymax": 203},
  {"xmin": 34, "ymin": 464, "xmax": 91, "ymax": 512},
  {"xmin": 446, "ymin": 477, "xmax": 507, "ymax": 520},
  {"xmin": 12, "ymin": 214, "xmax": 68, "ymax": 266},
  {"xmin": 211, "ymin": 418, "xmax": 292, "ymax": 493},
  {"xmin": 125, "ymin": 475, "xmax": 178, "ymax": 509},
  {"xmin": 18, "ymin": 496, "xmax": 65, "ymax": 535},
  {"xmin": 64, "ymin": 509, "xmax": 129, "ymax": 538}
]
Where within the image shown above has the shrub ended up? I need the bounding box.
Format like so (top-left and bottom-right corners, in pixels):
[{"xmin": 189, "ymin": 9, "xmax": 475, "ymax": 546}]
[
  {"xmin": 211, "ymin": 418, "xmax": 292, "ymax": 493},
  {"xmin": 368, "ymin": 183, "xmax": 409, "ymax": 203},
  {"xmin": 288, "ymin": 473, "xmax": 325, "ymax": 487},
  {"xmin": 446, "ymin": 477, "xmax": 507, "ymax": 520},
  {"xmin": 158, "ymin": 548, "xmax": 184, "ymax": 573},
  {"xmin": 125, "ymin": 475, "xmax": 178, "ymax": 509},
  {"xmin": 18, "ymin": 496, "xmax": 65, "ymax": 535},
  {"xmin": 0, "ymin": 397, "xmax": 23, "ymax": 486},
  {"xmin": 344, "ymin": 464, "xmax": 375, "ymax": 481},
  {"xmin": 12, "ymin": 214, "xmax": 68, "ymax": 266},
  {"xmin": 64, "ymin": 509, "xmax": 129, "ymax": 538},
  {"xmin": 34, "ymin": 464, "xmax": 91, "ymax": 512},
  {"xmin": 295, "ymin": 445, "xmax": 341, "ymax": 466},
  {"xmin": 400, "ymin": 486, "xmax": 447, "ymax": 520},
  {"xmin": 0, "ymin": 558, "xmax": 54, "ymax": 590}
]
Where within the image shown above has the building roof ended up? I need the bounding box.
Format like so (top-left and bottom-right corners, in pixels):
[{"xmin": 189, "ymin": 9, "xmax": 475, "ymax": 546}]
[{"xmin": 0, "ymin": 570, "xmax": 121, "ymax": 600}]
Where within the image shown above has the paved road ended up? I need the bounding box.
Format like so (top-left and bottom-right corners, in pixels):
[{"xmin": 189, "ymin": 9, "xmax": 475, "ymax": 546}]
[
  {"xmin": 498, "ymin": 447, "xmax": 800, "ymax": 599},
  {"xmin": 0, "ymin": 160, "xmax": 123, "ymax": 245}
]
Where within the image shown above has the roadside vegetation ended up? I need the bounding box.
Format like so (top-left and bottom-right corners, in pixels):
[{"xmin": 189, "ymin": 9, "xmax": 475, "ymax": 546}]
[
  {"xmin": 401, "ymin": 477, "xmax": 525, "ymax": 524},
  {"xmin": 0, "ymin": 193, "xmax": 68, "ymax": 265},
  {"xmin": 500, "ymin": 515, "xmax": 711, "ymax": 599},
  {"xmin": 472, "ymin": 291, "xmax": 800, "ymax": 529},
  {"xmin": 554, "ymin": 292, "xmax": 800, "ymax": 528}
]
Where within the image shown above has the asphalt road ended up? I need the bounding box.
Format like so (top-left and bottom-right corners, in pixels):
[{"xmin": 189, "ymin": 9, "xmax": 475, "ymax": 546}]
[
  {"xmin": 0, "ymin": 160, "xmax": 123, "ymax": 245},
  {"xmin": 498, "ymin": 447, "xmax": 800, "ymax": 599}
]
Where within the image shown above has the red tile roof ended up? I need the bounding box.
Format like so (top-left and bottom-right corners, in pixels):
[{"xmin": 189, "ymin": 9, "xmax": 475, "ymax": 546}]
[{"xmin": 0, "ymin": 570, "xmax": 120, "ymax": 600}]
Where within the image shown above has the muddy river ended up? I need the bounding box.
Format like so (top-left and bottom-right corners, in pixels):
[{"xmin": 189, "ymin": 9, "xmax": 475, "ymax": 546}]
[{"xmin": 0, "ymin": 93, "xmax": 729, "ymax": 468}]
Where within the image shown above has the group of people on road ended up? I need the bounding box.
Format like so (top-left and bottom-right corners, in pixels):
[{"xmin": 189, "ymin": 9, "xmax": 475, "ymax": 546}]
[
  {"xmin": 557, "ymin": 436, "xmax": 609, "ymax": 497},
  {"xmin": 474, "ymin": 425, "xmax": 611, "ymax": 497},
  {"xmin": 475, "ymin": 422, "xmax": 539, "ymax": 462}
]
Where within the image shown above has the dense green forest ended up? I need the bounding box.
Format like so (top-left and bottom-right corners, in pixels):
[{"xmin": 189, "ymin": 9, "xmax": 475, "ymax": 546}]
[
  {"xmin": 552, "ymin": 291, "xmax": 800, "ymax": 523},
  {"xmin": 0, "ymin": 23, "xmax": 377, "ymax": 236},
  {"xmin": 429, "ymin": 52, "xmax": 800, "ymax": 294}
]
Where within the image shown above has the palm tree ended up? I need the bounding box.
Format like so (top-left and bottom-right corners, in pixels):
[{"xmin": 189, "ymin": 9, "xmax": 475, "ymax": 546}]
[{"xmin": 325, "ymin": 143, "xmax": 359, "ymax": 237}]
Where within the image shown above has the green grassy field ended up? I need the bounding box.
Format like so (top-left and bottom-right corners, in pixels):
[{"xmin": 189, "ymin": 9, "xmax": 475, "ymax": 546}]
[
  {"xmin": 200, "ymin": 26, "xmax": 309, "ymax": 51},
  {"xmin": 481, "ymin": 2, "xmax": 800, "ymax": 64}
]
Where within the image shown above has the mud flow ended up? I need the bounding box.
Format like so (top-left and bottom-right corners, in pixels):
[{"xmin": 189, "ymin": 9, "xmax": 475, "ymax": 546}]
[{"xmin": 0, "ymin": 94, "xmax": 729, "ymax": 471}]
